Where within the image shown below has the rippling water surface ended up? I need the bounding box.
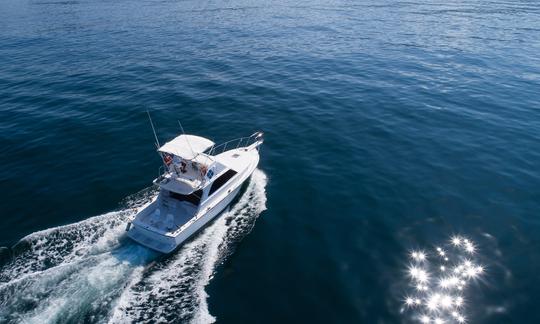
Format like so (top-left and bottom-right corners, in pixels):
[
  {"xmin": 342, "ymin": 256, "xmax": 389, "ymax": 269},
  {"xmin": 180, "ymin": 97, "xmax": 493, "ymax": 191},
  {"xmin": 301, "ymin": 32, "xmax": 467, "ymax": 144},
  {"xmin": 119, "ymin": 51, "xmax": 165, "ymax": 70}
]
[{"xmin": 1, "ymin": 0, "xmax": 540, "ymax": 323}]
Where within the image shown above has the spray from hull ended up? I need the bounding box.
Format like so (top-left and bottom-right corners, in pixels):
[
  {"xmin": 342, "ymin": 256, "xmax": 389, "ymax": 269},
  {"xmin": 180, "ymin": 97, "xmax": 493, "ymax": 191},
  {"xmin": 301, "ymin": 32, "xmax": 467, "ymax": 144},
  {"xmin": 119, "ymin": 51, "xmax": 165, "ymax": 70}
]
[{"xmin": 0, "ymin": 169, "xmax": 267, "ymax": 324}]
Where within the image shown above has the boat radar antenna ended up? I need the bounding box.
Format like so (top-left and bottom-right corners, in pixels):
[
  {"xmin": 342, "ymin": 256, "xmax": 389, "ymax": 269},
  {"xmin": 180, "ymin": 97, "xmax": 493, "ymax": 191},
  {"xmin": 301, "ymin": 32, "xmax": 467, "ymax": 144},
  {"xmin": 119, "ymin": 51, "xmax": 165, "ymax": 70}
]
[{"xmin": 146, "ymin": 110, "xmax": 161, "ymax": 149}]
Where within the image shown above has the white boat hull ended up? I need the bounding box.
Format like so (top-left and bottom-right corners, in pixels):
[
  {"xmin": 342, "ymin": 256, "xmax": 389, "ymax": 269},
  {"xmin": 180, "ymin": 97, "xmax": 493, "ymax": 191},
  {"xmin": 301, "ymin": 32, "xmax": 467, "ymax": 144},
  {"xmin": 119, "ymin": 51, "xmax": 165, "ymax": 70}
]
[
  {"xmin": 173, "ymin": 184, "xmax": 242, "ymax": 245},
  {"xmin": 127, "ymin": 184, "xmax": 243, "ymax": 253},
  {"xmin": 127, "ymin": 143, "xmax": 260, "ymax": 253}
]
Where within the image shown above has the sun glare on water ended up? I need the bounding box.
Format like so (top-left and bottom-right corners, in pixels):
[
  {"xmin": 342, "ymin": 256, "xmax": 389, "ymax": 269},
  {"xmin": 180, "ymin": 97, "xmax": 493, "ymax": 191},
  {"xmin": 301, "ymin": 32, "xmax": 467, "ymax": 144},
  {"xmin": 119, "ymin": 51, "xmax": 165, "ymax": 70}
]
[{"xmin": 402, "ymin": 236, "xmax": 485, "ymax": 323}]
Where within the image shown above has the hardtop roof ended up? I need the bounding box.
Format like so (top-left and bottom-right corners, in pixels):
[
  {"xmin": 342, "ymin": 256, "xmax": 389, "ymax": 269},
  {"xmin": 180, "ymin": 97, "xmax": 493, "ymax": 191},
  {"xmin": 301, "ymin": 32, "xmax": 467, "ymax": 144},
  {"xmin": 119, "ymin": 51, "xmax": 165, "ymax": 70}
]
[{"xmin": 158, "ymin": 134, "xmax": 214, "ymax": 160}]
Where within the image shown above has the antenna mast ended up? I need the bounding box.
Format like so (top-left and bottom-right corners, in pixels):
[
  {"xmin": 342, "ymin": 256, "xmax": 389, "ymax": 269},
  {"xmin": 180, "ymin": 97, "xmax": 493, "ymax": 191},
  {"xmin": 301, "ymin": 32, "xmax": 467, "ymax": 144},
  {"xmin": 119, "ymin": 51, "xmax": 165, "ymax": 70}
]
[
  {"xmin": 178, "ymin": 120, "xmax": 195, "ymax": 157},
  {"xmin": 147, "ymin": 110, "xmax": 160, "ymax": 149}
]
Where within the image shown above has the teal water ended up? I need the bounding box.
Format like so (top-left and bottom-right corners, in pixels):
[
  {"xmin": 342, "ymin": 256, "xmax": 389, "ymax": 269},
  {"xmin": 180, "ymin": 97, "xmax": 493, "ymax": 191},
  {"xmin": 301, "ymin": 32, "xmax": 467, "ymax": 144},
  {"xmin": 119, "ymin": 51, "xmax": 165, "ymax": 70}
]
[{"xmin": 1, "ymin": 0, "xmax": 540, "ymax": 323}]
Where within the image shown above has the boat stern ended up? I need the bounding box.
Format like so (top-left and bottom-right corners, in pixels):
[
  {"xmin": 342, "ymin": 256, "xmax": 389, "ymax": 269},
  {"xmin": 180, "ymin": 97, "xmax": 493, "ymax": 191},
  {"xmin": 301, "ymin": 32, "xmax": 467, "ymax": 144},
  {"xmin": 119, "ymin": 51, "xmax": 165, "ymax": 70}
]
[{"xmin": 126, "ymin": 223, "xmax": 177, "ymax": 253}]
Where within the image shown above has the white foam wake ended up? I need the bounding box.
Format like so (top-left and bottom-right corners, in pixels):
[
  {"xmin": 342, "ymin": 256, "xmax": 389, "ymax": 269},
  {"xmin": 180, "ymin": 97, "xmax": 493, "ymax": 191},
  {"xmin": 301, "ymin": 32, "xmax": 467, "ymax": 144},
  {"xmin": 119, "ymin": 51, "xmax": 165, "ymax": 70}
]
[
  {"xmin": 0, "ymin": 187, "xmax": 158, "ymax": 324},
  {"xmin": 0, "ymin": 170, "xmax": 267, "ymax": 324},
  {"xmin": 108, "ymin": 169, "xmax": 268, "ymax": 324}
]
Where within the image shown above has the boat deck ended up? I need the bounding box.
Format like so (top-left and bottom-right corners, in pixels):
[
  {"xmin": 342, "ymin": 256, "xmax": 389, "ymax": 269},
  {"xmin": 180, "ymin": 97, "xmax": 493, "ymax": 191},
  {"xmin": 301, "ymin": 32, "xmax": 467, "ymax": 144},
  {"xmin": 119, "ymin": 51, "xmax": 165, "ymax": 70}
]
[
  {"xmin": 215, "ymin": 147, "xmax": 257, "ymax": 172},
  {"xmin": 136, "ymin": 196, "xmax": 198, "ymax": 232}
]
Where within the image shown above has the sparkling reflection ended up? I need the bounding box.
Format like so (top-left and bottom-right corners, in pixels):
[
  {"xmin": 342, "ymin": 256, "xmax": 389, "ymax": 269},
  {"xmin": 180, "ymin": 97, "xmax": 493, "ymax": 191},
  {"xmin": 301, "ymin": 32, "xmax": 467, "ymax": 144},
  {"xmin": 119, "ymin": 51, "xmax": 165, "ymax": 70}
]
[{"xmin": 402, "ymin": 236, "xmax": 484, "ymax": 323}]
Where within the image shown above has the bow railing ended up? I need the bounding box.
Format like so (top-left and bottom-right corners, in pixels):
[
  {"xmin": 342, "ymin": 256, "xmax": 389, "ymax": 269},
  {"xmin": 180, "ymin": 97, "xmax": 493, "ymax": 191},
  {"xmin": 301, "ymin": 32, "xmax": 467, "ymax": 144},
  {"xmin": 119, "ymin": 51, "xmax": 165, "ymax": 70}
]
[{"xmin": 207, "ymin": 131, "xmax": 263, "ymax": 156}]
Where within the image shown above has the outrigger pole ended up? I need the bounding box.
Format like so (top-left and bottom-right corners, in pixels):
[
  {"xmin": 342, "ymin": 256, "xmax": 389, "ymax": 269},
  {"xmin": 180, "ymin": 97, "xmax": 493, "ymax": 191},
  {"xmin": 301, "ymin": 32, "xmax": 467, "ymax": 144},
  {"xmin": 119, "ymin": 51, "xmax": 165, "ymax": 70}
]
[
  {"xmin": 146, "ymin": 110, "xmax": 161, "ymax": 149},
  {"xmin": 147, "ymin": 110, "xmax": 170, "ymax": 170},
  {"xmin": 178, "ymin": 120, "xmax": 196, "ymax": 158}
]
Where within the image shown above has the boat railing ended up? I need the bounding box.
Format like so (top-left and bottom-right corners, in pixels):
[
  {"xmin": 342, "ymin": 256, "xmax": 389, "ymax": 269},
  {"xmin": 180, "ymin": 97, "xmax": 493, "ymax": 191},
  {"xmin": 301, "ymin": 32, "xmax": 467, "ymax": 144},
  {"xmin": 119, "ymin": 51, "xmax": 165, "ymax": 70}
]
[
  {"xmin": 207, "ymin": 131, "xmax": 263, "ymax": 156},
  {"xmin": 157, "ymin": 165, "xmax": 166, "ymax": 180}
]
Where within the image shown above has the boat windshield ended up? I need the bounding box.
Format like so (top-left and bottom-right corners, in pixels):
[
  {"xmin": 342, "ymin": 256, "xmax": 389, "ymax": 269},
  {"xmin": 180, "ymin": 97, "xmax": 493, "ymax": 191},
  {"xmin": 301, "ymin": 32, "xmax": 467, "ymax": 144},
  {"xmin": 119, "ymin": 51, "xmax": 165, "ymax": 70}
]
[{"xmin": 169, "ymin": 189, "xmax": 203, "ymax": 206}]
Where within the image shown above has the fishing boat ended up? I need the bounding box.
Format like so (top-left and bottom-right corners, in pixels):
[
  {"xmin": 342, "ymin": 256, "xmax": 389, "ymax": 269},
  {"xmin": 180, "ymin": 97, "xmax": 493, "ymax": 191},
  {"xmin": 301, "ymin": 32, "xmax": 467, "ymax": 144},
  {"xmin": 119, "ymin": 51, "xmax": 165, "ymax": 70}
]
[{"xmin": 126, "ymin": 130, "xmax": 263, "ymax": 253}]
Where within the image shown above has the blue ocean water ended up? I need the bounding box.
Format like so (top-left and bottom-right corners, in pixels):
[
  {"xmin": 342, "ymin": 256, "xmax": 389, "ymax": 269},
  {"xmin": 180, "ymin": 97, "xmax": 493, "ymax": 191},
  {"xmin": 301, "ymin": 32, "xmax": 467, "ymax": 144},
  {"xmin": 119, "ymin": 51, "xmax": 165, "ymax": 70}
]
[{"xmin": 1, "ymin": 0, "xmax": 540, "ymax": 322}]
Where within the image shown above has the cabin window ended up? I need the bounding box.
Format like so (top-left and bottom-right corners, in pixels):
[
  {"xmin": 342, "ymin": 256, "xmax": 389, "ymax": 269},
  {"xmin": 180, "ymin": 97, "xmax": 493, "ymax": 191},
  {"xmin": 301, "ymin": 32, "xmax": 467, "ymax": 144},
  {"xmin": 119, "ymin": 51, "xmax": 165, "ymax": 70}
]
[
  {"xmin": 169, "ymin": 189, "xmax": 203, "ymax": 205},
  {"xmin": 209, "ymin": 169, "xmax": 237, "ymax": 196}
]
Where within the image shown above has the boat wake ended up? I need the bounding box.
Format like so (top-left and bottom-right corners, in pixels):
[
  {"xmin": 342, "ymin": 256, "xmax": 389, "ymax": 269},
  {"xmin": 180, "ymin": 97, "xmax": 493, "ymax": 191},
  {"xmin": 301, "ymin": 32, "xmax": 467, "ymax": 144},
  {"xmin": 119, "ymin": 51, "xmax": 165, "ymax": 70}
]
[{"xmin": 0, "ymin": 169, "xmax": 267, "ymax": 324}]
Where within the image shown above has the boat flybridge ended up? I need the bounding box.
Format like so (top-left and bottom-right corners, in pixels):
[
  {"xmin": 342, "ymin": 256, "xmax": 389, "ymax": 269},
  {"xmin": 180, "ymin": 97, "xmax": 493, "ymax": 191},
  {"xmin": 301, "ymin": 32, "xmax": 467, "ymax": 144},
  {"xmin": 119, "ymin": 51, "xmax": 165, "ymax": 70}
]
[{"xmin": 127, "ymin": 131, "xmax": 263, "ymax": 253}]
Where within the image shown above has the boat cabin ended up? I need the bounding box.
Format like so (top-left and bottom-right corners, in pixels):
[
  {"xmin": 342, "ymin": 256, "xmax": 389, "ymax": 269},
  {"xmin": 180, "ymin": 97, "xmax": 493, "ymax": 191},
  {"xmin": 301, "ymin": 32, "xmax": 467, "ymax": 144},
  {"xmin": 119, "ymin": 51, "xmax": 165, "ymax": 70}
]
[
  {"xmin": 134, "ymin": 134, "xmax": 242, "ymax": 233},
  {"xmin": 130, "ymin": 131, "xmax": 262, "ymax": 242},
  {"xmin": 154, "ymin": 134, "xmax": 238, "ymax": 211}
]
